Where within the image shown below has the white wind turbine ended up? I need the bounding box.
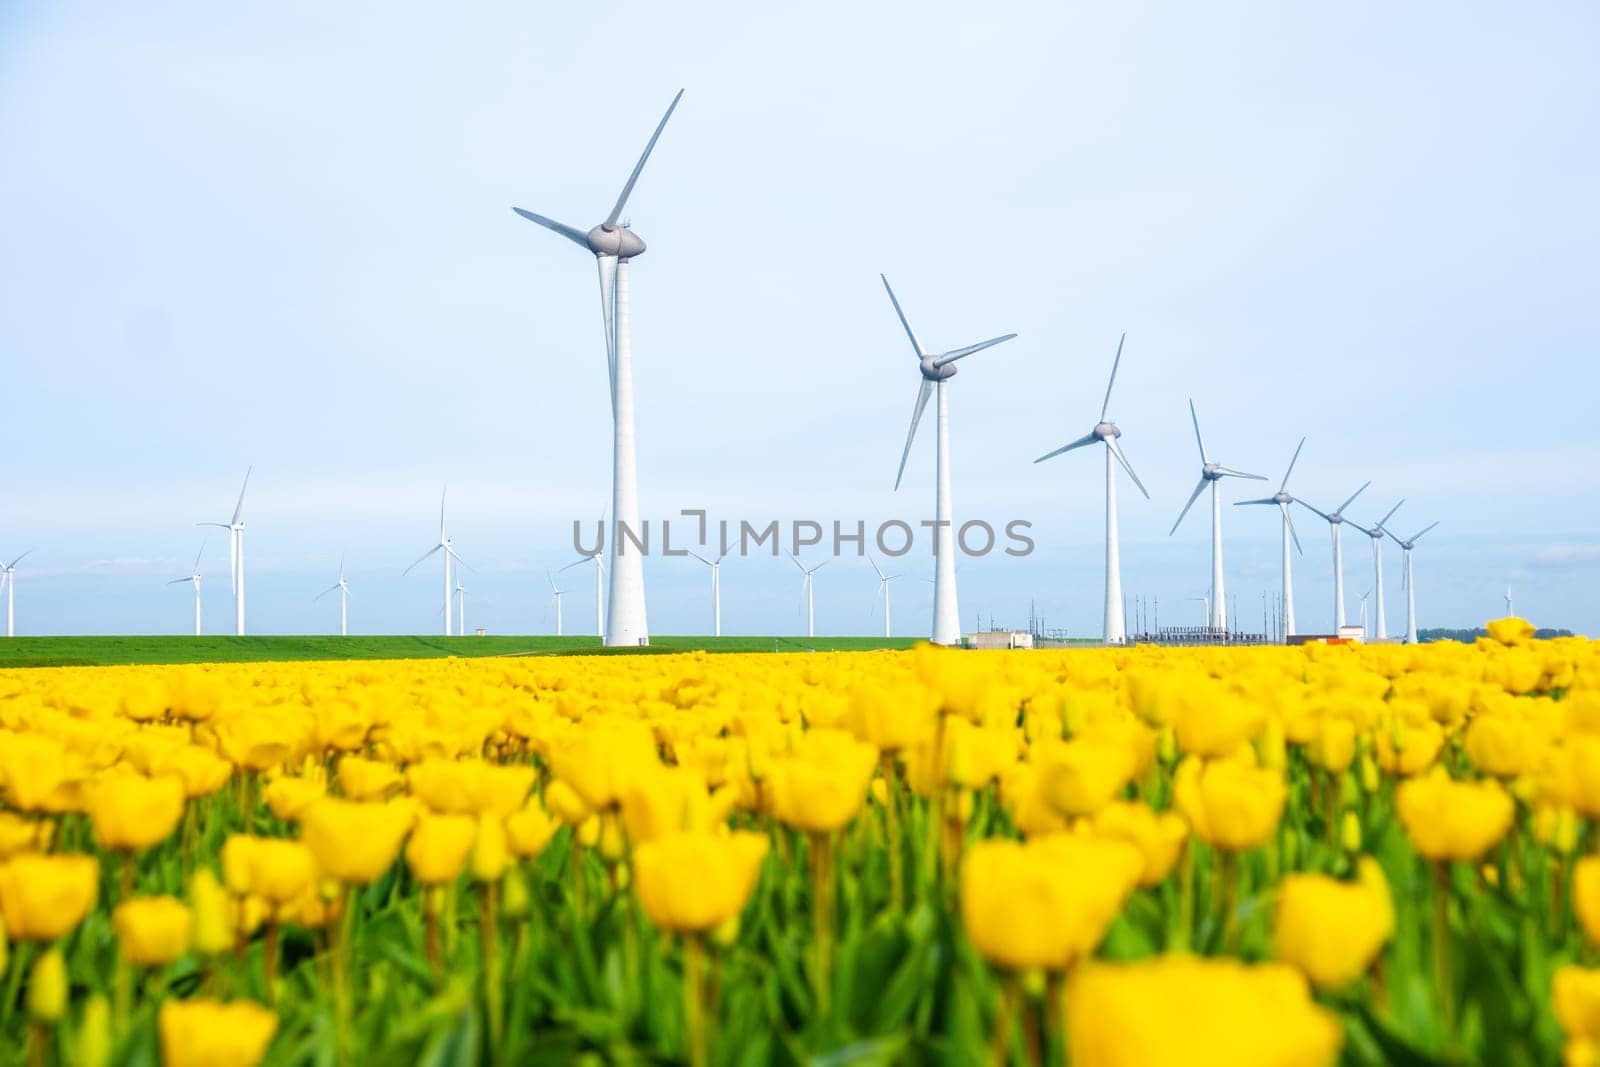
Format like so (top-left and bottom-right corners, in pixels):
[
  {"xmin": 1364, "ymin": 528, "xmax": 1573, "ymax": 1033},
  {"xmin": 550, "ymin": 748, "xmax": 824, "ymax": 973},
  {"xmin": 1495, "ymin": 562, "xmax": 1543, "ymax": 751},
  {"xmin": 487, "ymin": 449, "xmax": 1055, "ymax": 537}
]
[
  {"xmin": 1234, "ymin": 438, "xmax": 1307, "ymax": 640},
  {"xmin": 1388, "ymin": 521, "xmax": 1440, "ymax": 644},
  {"xmin": 1170, "ymin": 401, "xmax": 1266, "ymax": 631},
  {"xmin": 1358, "ymin": 588, "xmax": 1372, "ymax": 638},
  {"xmin": 792, "ymin": 555, "xmax": 826, "ymax": 639},
  {"xmin": 512, "ymin": 91, "xmax": 685, "ymax": 648},
  {"xmin": 1297, "ymin": 481, "xmax": 1370, "ymax": 632},
  {"xmin": 167, "ymin": 541, "xmax": 206, "ymax": 636},
  {"xmin": 404, "ymin": 488, "xmax": 468, "ymax": 636},
  {"xmin": 1505, "ymin": 585, "xmax": 1514, "ymax": 617},
  {"xmin": 547, "ymin": 571, "xmax": 567, "ymax": 637},
  {"xmin": 199, "ymin": 468, "xmax": 251, "ymax": 636},
  {"xmin": 882, "ymin": 274, "xmax": 1016, "ymax": 646},
  {"xmin": 868, "ymin": 555, "xmax": 901, "ymax": 639},
  {"xmin": 1034, "ymin": 333, "xmax": 1149, "ymax": 644},
  {"xmin": 1, "ymin": 551, "xmax": 33, "ymax": 638},
  {"xmin": 688, "ymin": 551, "xmax": 726, "ymax": 637},
  {"xmin": 559, "ymin": 550, "xmax": 605, "ymax": 639},
  {"xmin": 315, "ymin": 556, "xmax": 351, "ymax": 637},
  {"xmin": 1349, "ymin": 499, "xmax": 1403, "ymax": 640},
  {"xmin": 454, "ymin": 574, "xmax": 468, "ymax": 636}
]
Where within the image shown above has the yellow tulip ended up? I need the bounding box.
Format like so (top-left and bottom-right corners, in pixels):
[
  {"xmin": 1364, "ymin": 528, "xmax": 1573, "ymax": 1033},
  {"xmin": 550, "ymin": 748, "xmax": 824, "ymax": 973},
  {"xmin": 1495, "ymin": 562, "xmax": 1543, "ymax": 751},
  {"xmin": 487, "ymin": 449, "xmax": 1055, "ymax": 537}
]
[
  {"xmin": 27, "ymin": 945, "xmax": 68, "ymax": 1023},
  {"xmin": 336, "ymin": 755, "xmax": 402, "ymax": 800},
  {"xmin": 113, "ymin": 895, "xmax": 193, "ymax": 967},
  {"xmin": 1273, "ymin": 858, "xmax": 1393, "ymax": 990},
  {"xmin": 1065, "ymin": 955, "xmax": 1342, "ymax": 1067},
  {"xmin": 470, "ymin": 813, "xmax": 510, "ymax": 882},
  {"xmin": 0, "ymin": 852, "xmax": 98, "ymax": 941},
  {"xmin": 158, "ymin": 998, "xmax": 279, "ymax": 1067},
  {"xmin": 190, "ymin": 868, "xmax": 233, "ymax": 955},
  {"xmin": 1036, "ymin": 738, "xmax": 1137, "ymax": 817},
  {"xmin": 1088, "ymin": 801, "xmax": 1188, "ymax": 887},
  {"xmin": 1172, "ymin": 757, "xmax": 1286, "ymax": 852},
  {"xmin": 79, "ymin": 995, "xmax": 111, "ymax": 1067},
  {"xmin": 504, "ymin": 803, "xmax": 560, "ymax": 859},
  {"xmin": 765, "ymin": 728, "xmax": 878, "ymax": 833},
  {"xmin": 548, "ymin": 720, "xmax": 659, "ymax": 810},
  {"xmin": 263, "ymin": 776, "xmax": 326, "ymax": 822},
  {"xmin": 1395, "ymin": 769, "xmax": 1513, "ymax": 862},
  {"xmin": 960, "ymin": 835, "xmax": 1142, "ymax": 971},
  {"xmin": 632, "ymin": 831, "xmax": 769, "ymax": 933},
  {"xmin": 87, "ymin": 774, "xmax": 186, "ymax": 852},
  {"xmin": 299, "ymin": 798, "xmax": 415, "ymax": 884},
  {"xmin": 405, "ymin": 813, "xmax": 476, "ymax": 886},
  {"xmin": 1372, "ymin": 718, "xmax": 1444, "ymax": 777},
  {"xmin": 1554, "ymin": 965, "xmax": 1600, "ymax": 1067},
  {"xmin": 1486, "ymin": 616, "xmax": 1536, "ymax": 646},
  {"xmin": 220, "ymin": 836, "xmax": 318, "ymax": 906},
  {"xmin": 0, "ymin": 812, "xmax": 48, "ymax": 859}
]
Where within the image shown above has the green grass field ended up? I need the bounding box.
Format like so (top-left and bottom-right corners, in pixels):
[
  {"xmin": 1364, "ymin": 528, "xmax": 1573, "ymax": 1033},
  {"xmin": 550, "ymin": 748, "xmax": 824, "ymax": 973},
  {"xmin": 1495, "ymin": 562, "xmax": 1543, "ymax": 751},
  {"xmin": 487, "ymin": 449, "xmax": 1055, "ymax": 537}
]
[{"xmin": 0, "ymin": 634, "xmax": 923, "ymax": 668}]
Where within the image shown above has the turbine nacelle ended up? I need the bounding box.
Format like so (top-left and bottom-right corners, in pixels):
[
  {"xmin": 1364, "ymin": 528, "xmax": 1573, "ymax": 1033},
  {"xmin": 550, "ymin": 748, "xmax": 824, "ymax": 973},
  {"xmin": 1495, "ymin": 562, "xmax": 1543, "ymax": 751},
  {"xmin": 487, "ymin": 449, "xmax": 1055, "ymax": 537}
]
[
  {"xmin": 1094, "ymin": 421, "xmax": 1121, "ymax": 440},
  {"xmin": 586, "ymin": 224, "xmax": 647, "ymax": 259},
  {"xmin": 918, "ymin": 355, "xmax": 957, "ymax": 381}
]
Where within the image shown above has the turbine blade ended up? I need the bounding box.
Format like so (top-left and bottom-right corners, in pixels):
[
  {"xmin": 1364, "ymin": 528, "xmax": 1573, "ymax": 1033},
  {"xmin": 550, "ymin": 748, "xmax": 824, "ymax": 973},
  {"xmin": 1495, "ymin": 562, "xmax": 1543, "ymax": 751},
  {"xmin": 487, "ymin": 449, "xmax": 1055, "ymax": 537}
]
[
  {"xmin": 439, "ymin": 486, "xmax": 447, "ymax": 541},
  {"xmin": 1233, "ymin": 498, "xmax": 1278, "ymax": 506},
  {"xmin": 1099, "ymin": 332, "xmax": 1126, "ymax": 422},
  {"xmin": 167, "ymin": 577, "xmax": 192, "ymax": 586},
  {"xmin": 605, "ymin": 89, "xmax": 684, "ymax": 228},
  {"xmin": 314, "ymin": 585, "xmax": 339, "ymax": 601},
  {"xmin": 193, "ymin": 538, "xmax": 207, "ymax": 573},
  {"xmin": 1280, "ymin": 437, "xmax": 1306, "ymax": 494},
  {"xmin": 879, "ymin": 275, "xmax": 924, "ymax": 356},
  {"xmin": 1215, "ymin": 466, "xmax": 1267, "ymax": 480},
  {"xmin": 1378, "ymin": 499, "xmax": 1405, "ymax": 529},
  {"xmin": 1411, "ymin": 521, "xmax": 1440, "ymax": 542},
  {"xmin": 933, "ymin": 333, "xmax": 1017, "ymax": 367},
  {"xmin": 1385, "ymin": 528, "xmax": 1405, "ymax": 547},
  {"xmin": 893, "ymin": 379, "xmax": 934, "ymax": 490},
  {"xmin": 1286, "ymin": 507, "xmax": 1306, "ymax": 555},
  {"xmin": 868, "ymin": 555, "xmax": 886, "ymax": 581},
  {"xmin": 1106, "ymin": 438, "xmax": 1149, "ymax": 499},
  {"xmin": 6, "ymin": 550, "xmax": 32, "ymax": 569},
  {"xmin": 511, "ymin": 207, "xmax": 589, "ymax": 247},
  {"xmin": 688, "ymin": 551, "xmax": 710, "ymax": 566},
  {"xmin": 790, "ymin": 554, "xmax": 806, "ymax": 574},
  {"xmin": 1034, "ymin": 430, "xmax": 1098, "ymax": 464},
  {"xmin": 447, "ymin": 547, "xmax": 474, "ymax": 573},
  {"xmin": 403, "ymin": 544, "xmax": 442, "ymax": 575},
  {"xmin": 232, "ymin": 466, "xmax": 252, "ymax": 525},
  {"xmin": 1297, "ymin": 499, "xmax": 1333, "ymax": 523},
  {"xmin": 1169, "ymin": 477, "xmax": 1208, "ymax": 535},
  {"xmin": 198, "ymin": 522, "xmax": 231, "ymax": 529},
  {"xmin": 1188, "ymin": 399, "xmax": 1208, "ymax": 463},
  {"xmin": 559, "ymin": 557, "xmax": 590, "ymax": 573},
  {"xmin": 1336, "ymin": 480, "xmax": 1371, "ymax": 516}
]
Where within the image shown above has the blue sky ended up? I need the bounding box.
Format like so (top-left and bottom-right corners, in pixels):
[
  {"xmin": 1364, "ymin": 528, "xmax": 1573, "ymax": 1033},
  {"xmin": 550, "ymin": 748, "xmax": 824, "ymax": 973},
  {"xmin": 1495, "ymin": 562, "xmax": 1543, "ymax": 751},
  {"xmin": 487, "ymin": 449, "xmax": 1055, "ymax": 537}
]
[{"xmin": 2, "ymin": 1, "xmax": 1597, "ymax": 638}]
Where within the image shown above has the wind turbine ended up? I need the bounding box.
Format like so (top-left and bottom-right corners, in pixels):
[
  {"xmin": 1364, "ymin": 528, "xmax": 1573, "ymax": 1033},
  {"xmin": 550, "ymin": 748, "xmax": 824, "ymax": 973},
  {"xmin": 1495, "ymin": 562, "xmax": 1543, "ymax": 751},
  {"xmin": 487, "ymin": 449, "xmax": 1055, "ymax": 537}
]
[
  {"xmin": 168, "ymin": 541, "xmax": 205, "ymax": 636},
  {"xmin": 404, "ymin": 488, "xmax": 467, "ymax": 636},
  {"xmin": 792, "ymin": 555, "xmax": 826, "ymax": 639},
  {"xmin": 559, "ymin": 551, "xmax": 605, "ymax": 638},
  {"xmin": 1297, "ymin": 481, "xmax": 1371, "ymax": 632},
  {"xmin": 868, "ymin": 555, "xmax": 900, "ymax": 639},
  {"xmin": 454, "ymin": 574, "xmax": 468, "ymax": 636},
  {"xmin": 512, "ymin": 90, "xmax": 685, "ymax": 648},
  {"xmin": 199, "ymin": 468, "xmax": 251, "ymax": 636},
  {"xmin": 315, "ymin": 556, "xmax": 351, "ymax": 637},
  {"xmin": 1234, "ymin": 437, "xmax": 1306, "ymax": 640},
  {"xmin": 1186, "ymin": 595, "xmax": 1210, "ymax": 628},
  {"xmin": 547, "ymin": 571, "xmax": 567, "ymax": 637},
  {"xmin": 1358, "ymin": 588, "xmax": 1372, "ymax": 638},
  {"xmin": 1169, "ymin": 401, "xmax": 1265, "ymax": 631},
  {"xmin": 688, "ymin": 551, "xmax": 726, "ymax": 637},
  {"xmin": 882, "ymin": 274, "xmax": 1016, "ymax": 646},
  {"xmin": 1505, "ymin": 585, "xmax": 1514, "ymax": 617},
  {"xmin": 1349, "ymin": 499, "xmax": 1403, "ymax": 640},
  {"xmin": 1034, "ymin": 333, "xmax": 1148, "ymax": 644},
  {"xmin": 1, "ymin": 551, "xmax": 33, "ymax": 638},
  {"xmin": 1388, "ymin": 521, "xmax": 1440, "ymax": 644}
]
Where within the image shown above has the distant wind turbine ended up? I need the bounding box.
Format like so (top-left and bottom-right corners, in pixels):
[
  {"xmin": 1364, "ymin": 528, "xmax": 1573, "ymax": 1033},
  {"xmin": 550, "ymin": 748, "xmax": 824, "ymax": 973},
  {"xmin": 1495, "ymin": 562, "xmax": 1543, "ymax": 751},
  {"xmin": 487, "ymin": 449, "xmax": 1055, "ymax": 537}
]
[
  {"xmin": 1234, "ymin": 438, "xmax": 1307, "ymax": 639},
  {"xmin": 1349, "ymin": 499, "xmax": 1404, "ymax": 640},
  {"xmin": 167, "ymin": 540, "xmax": 206, "ymax": 636},
  {"xmin": 882, "ymin": 274, "xmax": 1016, "ymax": 645},
  {"xmin": 792, "ymin": 555, "xmax": 826, "ymax": 639},
  {"xmin": 1298, "ymin": 481, "xmax": 1370, "ymax": 632},
  {"xmin": 1034, "ymin": 333, "xmax": 1149, "ymax": 645},
  {"xmin": 559, "ymin": 549, "xmax": 605, "ymax": 638},
  {"xmin": 689, "ymin": 551, "xmax": 726, "ymax": 637},
  {"xmin": 547, "ymin": 571, "xmax": 567, "ymax": 637},
  {"xmin": 868, "ymin": 555, "xmax": 901, "ymax": 639},
  {"xmin": 1358, "ymin": 588, "xmax": 1372, "ymax": 638},
  {"xmin": 404, "ymin": 488, "xmax": 468, "ymax": 636},
  {"xmin": 1505, "ymin": 585, "xmax": 1514, "ymax": 617},
  {"xmin": 1170, "ymin": 401, "xmax": 1265, "ymax": 631},
  {"xmin": 199, "ymin": 468, "xmax": 251, "ymax": 635},
  {"xmin": 1387, "ymin": 521, "xmax": 1440, "ymax": 644},
  {"xmin": 315, "ymin": 556, "xmax": 351, "ymax": 637},
  {"xmin": 2, "ymin": 551, "xmax": 34, "ymax": 638},
  {"xmin": 454, "ymin": 575, "xmax": 468, "ymax": 636}
]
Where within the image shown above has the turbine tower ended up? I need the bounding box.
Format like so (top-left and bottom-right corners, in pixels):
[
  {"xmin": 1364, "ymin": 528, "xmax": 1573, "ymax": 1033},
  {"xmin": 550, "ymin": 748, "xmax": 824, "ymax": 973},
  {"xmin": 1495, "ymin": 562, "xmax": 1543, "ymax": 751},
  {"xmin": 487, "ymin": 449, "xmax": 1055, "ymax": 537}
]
[
  {"xmin": 1170, "ymin": 401, "xmax": 1265, "ymax": 631},
  {"xmin": 1, "ymin": 551, "xmax": 33, "ymax": 638},
  {"xmin": 1358, "ymin": 588, "xmax": 1371, "ymax": 638},
  {"xmin": 454, "ymin": 575, "xmax": 468, "ymax": 636},
  {"xmin": 1297, "ymin": 481, "xmax": 1371, "ymax": 632},
  {"xmin": 1388, "ymin": 521, "xmax": 1440, "ymax": 644},
  {"xmin": 868, "ymin": 555, "xmax": 901, "ymax": 639},
  {"xmin": 512, "ymin": 91, "xmax": 685, "ymax": 648},
  {"xmin": 547, "ymin": 571, "xmax": 566, "ymax": 637},
  {"xmin": 200, "ymin": 468, "xmax": 250, "ymax": 636},
  {"xmin": 168, "ymin": 541, "xmax": 206, "ymax": 636},
  {"xmin": 1034, "ymin": 333, "xmax": 1149, "ymax": 644},
  {"xmin": 404, "ymin": 488, "xmax": 466, "ymax": 637},
  {"xmin": 1349, "ymin": 499, "xmax": 1403, "ymax": 640},
  {"xmin": 1505, "ymin": 585, "xmax": 1514, "ymax": 617},
  {"xmin": 315, "ymin": 556, "xmax": 351, "ymax": 637},
  {"xmin": 689, "ymin": 551, "xmax": 726, "ymax": 637},
  {"xmin": 882, "ymin": 274, "xmax": 1016, "ymax": 646},
  {"xmin": 1234, "ymin": 438, "xmax": 1307, "ymax": 639},
  {"xmin": 792, "ymin": 555, "xmax": 826, "ymax": 639}
]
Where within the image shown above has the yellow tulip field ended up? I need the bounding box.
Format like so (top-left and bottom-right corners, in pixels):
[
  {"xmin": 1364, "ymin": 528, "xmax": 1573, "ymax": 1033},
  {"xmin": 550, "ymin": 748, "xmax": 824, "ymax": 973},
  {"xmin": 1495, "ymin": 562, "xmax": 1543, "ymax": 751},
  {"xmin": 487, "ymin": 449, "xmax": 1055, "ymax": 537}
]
[{"xmin": 1, "ymin": 618, "xmax": 1597, "ymax": 1065}]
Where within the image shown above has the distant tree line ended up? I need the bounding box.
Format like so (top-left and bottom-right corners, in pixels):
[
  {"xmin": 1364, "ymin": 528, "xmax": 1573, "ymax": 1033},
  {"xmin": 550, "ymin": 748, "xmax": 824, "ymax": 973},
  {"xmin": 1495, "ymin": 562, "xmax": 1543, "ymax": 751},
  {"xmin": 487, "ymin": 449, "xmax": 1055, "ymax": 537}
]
[{"xmin": 1418, "ymin": 627, "xmax": 1577, "ymax": 643}]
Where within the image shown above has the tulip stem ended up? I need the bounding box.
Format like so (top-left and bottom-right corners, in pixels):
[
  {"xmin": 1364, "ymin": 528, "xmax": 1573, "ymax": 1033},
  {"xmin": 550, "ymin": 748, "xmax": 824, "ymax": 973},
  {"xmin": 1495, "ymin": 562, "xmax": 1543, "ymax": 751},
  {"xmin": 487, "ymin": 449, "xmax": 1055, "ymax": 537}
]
[
  {"xmin": 119, "ymin": 853, "xmax": 134, "ymax": 901},
  {"xmin": 27, "ymin": 1022, "xmax": 46, "ymax": 1067},
  {"xmin": 333, "ymin": 885, "xmax": 356, "ymax": 1066},
  {"xmin": 880, "ymin": 755, "xmax": 903, "ymax": 912},
  {"xmin": 1, "ymin": 941, "xmax": 29, "ymax": 1028},
  {"xmin": 480, "ymin": 880, "xmax": 503, "ymax": 1063},
  {"xmin": 809, "ymin": 832, "xmax": 834, "ymax": 1016},
  {"xmin": 424, "ymin": 897, "xmax": 442, "ymax": 990},
  {"xmin": 684, "ymin": 934, "xmax": 708, "ymax": 1067},
  {"xmin": 1432, "ymin": 861, "xmax": 1454, "ymax": 1044},
  {"xmin": 1174, "ymin": 843, "xmax": 1195, "ymax": 951},
  {"xmin": 989, "ymin": 973, "xmax": 1020, "ymax": 1067},
  {"xmin": 264, "ymin": 921, "xmax": 280, "ymax": 998},
  {"xmin": 1217, "ymin": 851, "xmax": 1239, "ymax": 954}
]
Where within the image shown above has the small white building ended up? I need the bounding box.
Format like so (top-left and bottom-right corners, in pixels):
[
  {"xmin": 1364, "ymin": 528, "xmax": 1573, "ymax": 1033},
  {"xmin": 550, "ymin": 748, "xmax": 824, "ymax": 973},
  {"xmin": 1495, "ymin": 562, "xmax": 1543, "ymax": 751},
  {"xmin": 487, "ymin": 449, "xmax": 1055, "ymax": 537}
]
[{"xmin": 966, "ymin": 631, "xmax": 1034, "ymax": 650}]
